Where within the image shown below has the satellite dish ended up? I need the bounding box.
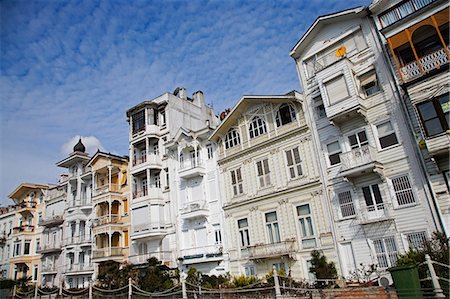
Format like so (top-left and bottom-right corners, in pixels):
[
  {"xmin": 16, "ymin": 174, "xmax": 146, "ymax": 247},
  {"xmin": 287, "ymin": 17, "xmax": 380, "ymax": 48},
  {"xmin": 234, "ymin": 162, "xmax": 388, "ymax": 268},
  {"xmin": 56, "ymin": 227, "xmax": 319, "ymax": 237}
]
[{"xmin": 336, "ymin": 46, "xmax": 347, "ymax": 58}]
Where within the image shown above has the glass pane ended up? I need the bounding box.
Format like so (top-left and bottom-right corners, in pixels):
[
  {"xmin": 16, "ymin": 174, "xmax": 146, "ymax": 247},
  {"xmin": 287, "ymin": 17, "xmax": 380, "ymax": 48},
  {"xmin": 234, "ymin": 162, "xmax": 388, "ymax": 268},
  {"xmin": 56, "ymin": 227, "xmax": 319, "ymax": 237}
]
[
  {"xmin": 286, "ymin": 150, "xmax": 293, "ymax": 166},
  {"xmin": 289, "ymin": 168, "xmax": 296, "ymax": 178},
  {"xmin": 362, "ymin": 186, "xmax": 373, "ymax": 207},
  {"xmin": 425, "ymin": 118, "xmax": 444, "ymax": 136},
  {"xmin": 372, "ymin": 184, "xmax": 383, "ymax": 205},
  {"xmin": 348, "ymin": 135, "xmax": 357, "ymax": 147},
  {"xmin": 327, "ymin": 141, "xmax": 340, "ymax": 153},
  {"xmin": 358, "ymin": 131, "xmax": 368, "ymax": 143},
  {"xmin": 238, "ymin": 219, "xmax": 248, "ymax": 228},
  {"xmin": 256, "ymin": 161, "xmax": 263, "ymax": 176},
  {"xmin": 273, "ymin": 223, "xmax": 281, "ymax": 242},
  {"xmin": 297, "ymin": 204, "xmax": 310, "ymax": 216},
  {"xmin": 293, "ymin": 148, "xmax": 301, "ymax": 163},
  {"xmin": 418, "ymin": 101, "xmax": 438, "ymax": 121},
  {"xmin": 380, "ymin": 133, "xmax": 398, "ymax": 148},
  {"xmin": 377, "ymin": 121, "xmax": 393, "ymax": 135},
  {"xmin": 263, "ymin": 159, "xmax": 270, "ymax": 173},
  {"xmin": 265, "ymin": 212, "xmax": 277, "ymax": 222}
]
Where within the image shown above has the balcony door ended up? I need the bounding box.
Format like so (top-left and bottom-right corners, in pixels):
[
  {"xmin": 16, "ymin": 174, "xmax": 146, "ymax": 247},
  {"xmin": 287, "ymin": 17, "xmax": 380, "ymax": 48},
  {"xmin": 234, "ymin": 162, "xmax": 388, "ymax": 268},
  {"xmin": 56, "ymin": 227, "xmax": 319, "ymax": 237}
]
[{"xmin": 362, "ymin": 184, "xmax": 385, "ymax": 219}]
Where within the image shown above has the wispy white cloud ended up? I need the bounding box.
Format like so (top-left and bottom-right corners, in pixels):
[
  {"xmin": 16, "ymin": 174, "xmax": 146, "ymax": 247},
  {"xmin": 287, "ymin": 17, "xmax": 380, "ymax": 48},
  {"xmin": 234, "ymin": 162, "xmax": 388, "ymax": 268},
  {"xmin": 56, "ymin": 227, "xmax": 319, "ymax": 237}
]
[{"xmin": 0, "ymin": 0, "xmax": 370, "ymax": 204}]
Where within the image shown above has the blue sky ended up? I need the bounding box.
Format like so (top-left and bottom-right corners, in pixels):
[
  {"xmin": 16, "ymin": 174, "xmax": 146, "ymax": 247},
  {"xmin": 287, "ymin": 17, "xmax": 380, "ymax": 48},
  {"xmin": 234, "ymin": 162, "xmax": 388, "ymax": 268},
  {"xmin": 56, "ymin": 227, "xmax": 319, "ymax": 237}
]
[{"xmin": 0, "ymin": 0, "xmax": 370, "ymax": 205}]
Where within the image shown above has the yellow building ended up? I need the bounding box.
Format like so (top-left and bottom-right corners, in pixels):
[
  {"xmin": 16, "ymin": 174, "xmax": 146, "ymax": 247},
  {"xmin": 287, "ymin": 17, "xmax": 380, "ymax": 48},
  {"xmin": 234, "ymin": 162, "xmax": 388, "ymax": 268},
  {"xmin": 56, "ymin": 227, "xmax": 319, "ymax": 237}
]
[
  {"xmin": 8, "ymin": 183, "xmax": 48, "ymax": 283},
  {"xmin": 87, "ymin": 151, "xmax": 130, "ymax": 276}
]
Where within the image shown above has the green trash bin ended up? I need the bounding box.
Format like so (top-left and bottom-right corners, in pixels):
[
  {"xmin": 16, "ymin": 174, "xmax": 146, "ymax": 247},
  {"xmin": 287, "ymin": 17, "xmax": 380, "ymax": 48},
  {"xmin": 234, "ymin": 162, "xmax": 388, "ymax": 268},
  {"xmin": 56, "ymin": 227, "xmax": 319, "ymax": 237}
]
[{"xmin": 388, "ymin": 264, "xmax": 422, "ymax": 299}]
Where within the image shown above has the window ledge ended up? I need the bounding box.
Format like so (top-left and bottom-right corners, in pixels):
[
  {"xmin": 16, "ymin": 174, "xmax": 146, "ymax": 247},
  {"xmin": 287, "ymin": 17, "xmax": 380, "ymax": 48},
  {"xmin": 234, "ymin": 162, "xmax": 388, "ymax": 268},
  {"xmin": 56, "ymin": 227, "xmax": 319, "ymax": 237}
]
[
  {"xmin": 393, "ymin": 202, "xmax": 418, "ymax": 210},
  {"xmin": 338, "ymin": 215, "xmax": 357, "ymax": 221}
]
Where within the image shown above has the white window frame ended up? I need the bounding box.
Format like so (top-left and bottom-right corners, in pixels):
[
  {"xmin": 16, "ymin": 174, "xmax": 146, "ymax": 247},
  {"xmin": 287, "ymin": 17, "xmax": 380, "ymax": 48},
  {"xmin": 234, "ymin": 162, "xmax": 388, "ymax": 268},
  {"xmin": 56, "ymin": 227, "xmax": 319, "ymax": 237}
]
[
  {"xmin": 326, "ymin": 141, "xmax": 342, "ymax": 166},
  {"xmin": 256, "ymin": 158, "xmax": 271, "ymax": 188},
  {"xmin": 406, "ymin": 231, "xmax": 427, "ymax": 250},
  {"xmin": 337, "ymin": 190, "xmax": 356, "ymax": 219},
  {"xmin": 359, "ymin": 70, "xmax": 381, "ymax": 98},
  {"xmin": 297, "ymin": 204, "xmax": 316, "ymax": 249},
  {"xmin": 244, "ymin": 265, "xmax": 256, "ymax": 277},
  {"xmin": 230, "ymin": 168, "xmax": 244, "ymax": 197},
  {"xmin": 390, "ymin": 174, "xmax": 416, "ymax": 208},
  {"xmin": 265, "ymin": 211, "xmax": 281, "ymax": 244},
  {"xmin": 249, "ymin": 116, "xmax": 267, "ymax": 139},
  {"xmin": 323, "ymin": 74, "xmax": 350, "ymax": 105},
  {"xmin": 275, "ymin": 104, "xmax": 296, "ymax": 127},
  {"xmin": 285, "ymin": 147, "xmax": 303, "ymax": 179},
  {"xmin": 238, "ymin": 218, "xmax": 251, "ymax": 249},
  {"xmin": 225, "ymin": 128, "xmax": 241, "ymax": 149},
  {"xmin": 345, "ymin": 128, "xmax": 369, "ymax": 150},
  {"xmin": 373, "ymin": 237, "xmax": 398, "ymax": 269},
  {"xmin": 373, "ymin": 119, "xmax": 399, "ymax": 150},
  {"xmin": 206, "ymin": 144, "xmax": 213, "ymax": 160}
]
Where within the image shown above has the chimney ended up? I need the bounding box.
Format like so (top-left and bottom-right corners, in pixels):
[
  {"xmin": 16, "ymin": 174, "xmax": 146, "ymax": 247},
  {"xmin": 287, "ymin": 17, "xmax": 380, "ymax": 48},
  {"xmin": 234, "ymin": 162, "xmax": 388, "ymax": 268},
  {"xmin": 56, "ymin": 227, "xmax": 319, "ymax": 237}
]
[
  {"xmin": 192, "ymin": 90, "xmax": 205, "ymax": 107},
  {"xmin": 179, "ymin": 87, "xmax": 187, "ymax": 100}
]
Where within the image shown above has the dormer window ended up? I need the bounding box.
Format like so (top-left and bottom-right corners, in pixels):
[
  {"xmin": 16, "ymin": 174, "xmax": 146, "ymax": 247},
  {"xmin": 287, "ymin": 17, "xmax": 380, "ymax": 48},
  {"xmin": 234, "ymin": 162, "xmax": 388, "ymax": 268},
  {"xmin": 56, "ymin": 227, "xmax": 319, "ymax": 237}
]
[
  {"xmin": 249, "ymin": 116, "xmax": 267, "ymax": 139},
  {"xmin": 276, "ymin": 104, "xmax": 296, "ymax": 127},
  {"xmin": 225, "ymin": 129, "xmax": 241, "ymax": 149}
]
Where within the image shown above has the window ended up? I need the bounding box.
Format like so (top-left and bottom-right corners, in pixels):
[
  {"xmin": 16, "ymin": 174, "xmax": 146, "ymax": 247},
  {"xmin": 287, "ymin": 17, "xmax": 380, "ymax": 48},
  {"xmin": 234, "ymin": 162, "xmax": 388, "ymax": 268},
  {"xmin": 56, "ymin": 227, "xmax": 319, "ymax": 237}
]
[
  {"xmin": 373, "ymin": 237, "xmax": 398, "ymax": 268},
  {"xmin": 132, "ymin": 110, "xmax": 145, "ymax": 134},
  {"xmin": 244, "ymin": 265, "xmax": 256, "ymax": 277},
  {"xmin": 39, "ymin": 193, "xmax": 43, "ymax": 204},
  {"xmin": 29, "ymin": 192, "xmax": 35, "ymax": 202},
  {"xmin": 265, "ymin": 212, "xmax": 281, "ymax": 243},
  {"xmin": 392, "ymin": 175, "xmax": 416, "ymax": 206},
  {"xmin": 230, "ymin": 168, "xmax": 243, "ymax": 196},
  {"xmin": 285, "ymin": 148, "xmax": 302, "ymax": 179},
  {"xmin": 225, "ymin": 129, "xmax": 241, "ymax": 149},
  {"xmin": 24, "ymin": 240, "xmax": 30, "ymax": 255},
  {"xmin": 313, "ymin": 96, "xmax": 326, "ymax": 119},
  {"xmin": 13, "ymin": 242, "xmax": 20, "ymax": 257},
  {"xmin": 376, "ymin": 121, "xmax": 398, "ymax": 149},
  {"xmin": 416, "ymin": 94, "xmax": 449, "ymax": 137},
  {"xmin": 273, "ymin": 262, "xmax": 287, "ymax": 273},
  {"xmin": 327, "ymin": 141, "xmax": 342, "ymax": 165},
  {"xmin": 153, "ymin": 173, "xmax": 161, "ymax": 188},
  {"xmin": 362, "ymin": 184, "xmax": 384, "ymax": 211},
  {"xmin": 256, "ymin": 159, "xmax": 271, "ymax": 188},
  {"xmin": 297, "ymin": 204, "xmax": 316, "ymax": 248},
  {"xmin": 360, "ymin": 71, "xmax": 380, "ymax": 97},
  {"xmin": 165, "ymin": 168, "xmax": 169, "ymax": 189},
  {"xmin": 276, "ymin": 104, "xmax": 296, "ymax": 127},
  {"xmin": 33, "ymin": 265, "xmax": 38, "ymax": 281},
  {"xmin": 142, "ymin": 179, "xmax": 147, "ymax": 196},
  {"xmin": 179, "ymin": 153, "xmax": 184, "ymax": 164},
  {"xmin": 206, "ymin": 144, "xmax": 214, "ymax": 159},
  {"xmin": 238, "ymin": 218, "xmax": 250, "ymax": 248},
  {"xmin": 337, "ymin": 191, "xmax": 356, "ymax": 218},
  {"xmin": 407, "ymin": 232, "xmax": 427, "ymax": 250},
  {"xmin": 325, "ymin": 75, "xmax": 349, "ymax": 104},
  {"xmin": 159, "ymin": 110, "xmax": 166, "ymax": 127},
  {"xmin": 214, "ymin": 224, "xmax": 222, "ymax": 245},
  {"xmin": 249, "ymin": 116, "xmax": 267, "ymax": 139},
  {"xmin": 348, "ymin": 130, "xmax": 368, "ymax": 149}
]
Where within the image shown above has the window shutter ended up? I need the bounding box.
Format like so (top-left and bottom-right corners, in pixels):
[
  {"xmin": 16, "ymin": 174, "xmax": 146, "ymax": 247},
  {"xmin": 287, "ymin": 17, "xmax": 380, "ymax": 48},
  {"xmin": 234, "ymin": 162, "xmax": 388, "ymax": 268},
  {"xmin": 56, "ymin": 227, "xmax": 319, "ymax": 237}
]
[
  {"xmin": 325, "ymin": 76, "xmax": 349, "ymax": 104},
  {"xmin": 360, "ymin": 72, "xmax": 377, "ymax": 86}
]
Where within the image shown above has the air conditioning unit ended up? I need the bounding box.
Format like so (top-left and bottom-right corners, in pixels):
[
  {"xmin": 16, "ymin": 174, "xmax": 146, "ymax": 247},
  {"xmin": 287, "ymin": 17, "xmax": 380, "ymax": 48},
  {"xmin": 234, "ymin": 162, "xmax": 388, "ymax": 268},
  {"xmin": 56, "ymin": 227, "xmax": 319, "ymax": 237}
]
[{"xmin": 378, "ymin": 274, "xmax": 392, "ymax": 287}]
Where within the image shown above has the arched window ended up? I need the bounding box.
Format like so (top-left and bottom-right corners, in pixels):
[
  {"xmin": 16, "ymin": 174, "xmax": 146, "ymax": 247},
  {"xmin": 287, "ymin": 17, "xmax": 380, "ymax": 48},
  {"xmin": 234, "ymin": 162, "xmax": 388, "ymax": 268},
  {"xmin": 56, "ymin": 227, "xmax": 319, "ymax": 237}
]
[
  {"xmin": 225, "ymin": 129, "xmax": 241, "ymax": 149},
  {"xmin": 276, "ymin": 104, "xmax": 296, "ymax": 127},
  {"xmin": 249, "ymin": 116, "xmax": 267, "ymax": 139}
]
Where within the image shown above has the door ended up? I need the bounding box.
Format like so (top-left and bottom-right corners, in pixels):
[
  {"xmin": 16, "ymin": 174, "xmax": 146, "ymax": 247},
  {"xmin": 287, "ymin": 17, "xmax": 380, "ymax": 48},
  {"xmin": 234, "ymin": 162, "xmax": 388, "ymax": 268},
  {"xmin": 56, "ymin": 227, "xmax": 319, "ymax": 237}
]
[
  {"xmin": 339, "ymin": 242, "xmax": 356, "ymax": 278},
  {"xmin": 362, "ymin": 184, "xmax": 385, "ymax": 219}
]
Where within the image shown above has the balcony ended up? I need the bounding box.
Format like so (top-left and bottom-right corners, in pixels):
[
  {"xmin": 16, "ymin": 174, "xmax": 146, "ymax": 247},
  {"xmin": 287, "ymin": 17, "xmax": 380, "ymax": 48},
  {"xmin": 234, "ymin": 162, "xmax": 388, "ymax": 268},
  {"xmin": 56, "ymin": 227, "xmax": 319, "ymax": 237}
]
[
  {"xmin": 16, "ymin": 201, "xmax": 36, "ymax": 214},
  {"xmin": 0, "ymin": 234, "xmax": 6, "ymax": 244},
  {"xmin": 180, "ymin": 200, "xmax": 208, "ymax": 219},
  {"xmin": 132, "ymin": 155, "xmax": 162, "ymax": 172},
  {"xmin": 247, "ymin": 240, "xmax": 297, "ymax": 260},
  {"xmin": 398, "ymin": 46, "xmax": 449, "ymax": 83},
  {"xmin": 131, "ymin": 222, "xmax": 166, "ymax": 239},
  {"xmin": 13, "ymin": 225, "xmax": 34, "ymax": 234},
  {"xmin": 63, "ymin": 236, "xmax": 93, "ymax": 247},
  {"xmin": 129, "ymin": 251, "xmax": 172, "ymax": 265},
  {"xmin": 359, "ymin": 203, "xmax": 394, "ymax": 225},
  {"xmin": 93, "ymin": 215, "xmax": 120, "ymax": 227},
  {"xmin": 179, "ymin": 159, "xmax": 206, "ymax": 179},
  {"xmin": 41, "ymin": 264, "xmax": 58, "ymax": 273},
  {"xmin": 133, "ymin": 187, "xmax": 163, "ymax": 200},
  {"xmin": 36, "ymin": 242, "xmax": 62, "ymax": 253},
  {"xmin": 425, "ymin": 133, "xmax": 450, "ymax": 156},
  {"xmin": 93, "ymin": 247, "xmax": 126, "ymax": 260},
  {"xmin": 132, "ymin": 124, "xmax": 160, "ymax": 139},
  {"xmin": 340, "ymin": 145, "xmax": 384, "ymax": 178},
  {"xmin": 65, "ymin": 263, "xmax": 94, "ymax": 273},
  {"xmin": 39, "ymin": 215, "xmax": 64, "ymax": 227},
  {"xmin": 67, "ymin": 198, "xmax": 92, "ymax": 209},
  {"xmin": 180, "ymin": 245, "xmax": 223, "ymax": 265},
  {"xmin": 93, "ymin": 184, "xmax": 120, "ymax": 197}
]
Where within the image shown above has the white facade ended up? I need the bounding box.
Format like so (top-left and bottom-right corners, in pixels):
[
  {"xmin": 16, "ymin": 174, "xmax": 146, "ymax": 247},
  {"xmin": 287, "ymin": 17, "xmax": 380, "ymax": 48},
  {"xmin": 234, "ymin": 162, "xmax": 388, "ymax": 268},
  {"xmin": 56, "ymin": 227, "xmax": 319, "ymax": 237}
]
[
  {"xmin": 210, "ymin": 92, "xmax": 337, "ymax": 280},
  {"xmin": 370, "ymin": 0, "xmax": 449, "ymax": 236},
  {"xmin": 127, "ymin": 88, "xmax": 226, "ymax": 275},
  {"xmin": 290, "ymin": 7, "xmax": 442, "ymax": 279},
  {"xmin": 0, "ymin": 207, "xmax": 15, "ymax": 279}
]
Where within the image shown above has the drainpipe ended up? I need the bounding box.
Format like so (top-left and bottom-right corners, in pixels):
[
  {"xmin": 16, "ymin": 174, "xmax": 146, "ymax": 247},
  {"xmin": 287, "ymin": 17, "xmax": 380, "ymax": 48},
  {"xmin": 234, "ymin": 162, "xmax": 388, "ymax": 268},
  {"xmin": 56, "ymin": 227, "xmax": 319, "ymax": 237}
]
[
  {"xmin": 367, "ymin": 12, "xmax": 447, "ymax": 237},
  {"xmin": 292, "ymin": 58, "xmax": 345, "ymax": 276}
]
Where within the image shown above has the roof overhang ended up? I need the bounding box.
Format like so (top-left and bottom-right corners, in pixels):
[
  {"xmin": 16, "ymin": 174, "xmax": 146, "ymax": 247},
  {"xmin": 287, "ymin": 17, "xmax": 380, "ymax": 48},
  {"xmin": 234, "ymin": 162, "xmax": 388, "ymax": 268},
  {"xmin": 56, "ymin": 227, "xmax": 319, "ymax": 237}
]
[
  {"xmin": 209, "ymin": 91, "xmax": 302, "ymax": 142},
  {"xmin": 87, "ymin": 151, "xmax": 129, "ymax": 167},
  {"xmin": 9, "ymin": 183, "xmax": 48, "ymax": 200},
  {"xmin": 290, "ymin": 6, "xmax": 367, "ymax": 59},
  {"xmin": 126, "ymin": 93, "xmax": 169, "ymax": 117},
  {"xmin": 56, "ymin": 152, "xmax": 90, "ymax": 168}
]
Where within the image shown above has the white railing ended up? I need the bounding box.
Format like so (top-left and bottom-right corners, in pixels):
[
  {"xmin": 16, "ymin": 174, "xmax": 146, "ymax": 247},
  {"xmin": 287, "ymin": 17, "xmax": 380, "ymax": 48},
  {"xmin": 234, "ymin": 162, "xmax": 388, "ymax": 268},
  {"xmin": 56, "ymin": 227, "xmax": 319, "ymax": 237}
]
[
  {"xmin": 93, "ymin": 214, "xmax": 120, "ymax": 227},
  {"xmin": 37, "ymin": 242, "xmax": 62, "ymax": 252},
  {"xmin": 180, "ymin": 159, "xmax": 204, "ymax": 170},
  {"xmin": 128, "ymin": 251, "xmax": 172, "ymax": 264},
  {"xmin": 132, "ymin": 222, "xmax": 165, "ymax": 234},
  {"xmin": 93, "ymin": 184, "xmax": 120, "ymax": 196},
  {"xmin": 247, "ymin": 240, "xmax": 296, "ymax": 259},
  {"xmin": 181, "ymin": 200, "xmax": 207, "ymax": 214},
  {"xmin": 39, "ymin": 215, "xmax": 64, "ymax": 226},
  {"xmin": 180, "ymin": 245, "xmax": 223, "ymax": 260},
  {"xmin": 63, "ymin": 236, "xmax": 92, "ymax": 246},
  {"xmin": 65, "ymin": 263, "xmax": 94, "ymax": 272},
  {"xmin": 41, "ymin": 264, "xmax": 57, "ymax": 272},
  {"xmin": 93, "ymin": 247, "xmax": 125, "ymax": 258},
  {"xmin": 133, "ymin": 190, "xmax": 147, "ymax": 199},
  {"xmin": 133, "ymin": 155, "xmax": 147, "ymax": 166},
  {"xmin": 68, "ymin": 198, "xmax": 91, "ymax": 207},
  {"xmin": 360, "ymin": 203, "xmax": 392, "ymax": 223},
  {"xmin": 340, "ymin": 145, "xmax": 377, "ymax": 172},
  {"xmin": 400, "ymin": 46, "xmax": 449, "ymax": 82}
]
